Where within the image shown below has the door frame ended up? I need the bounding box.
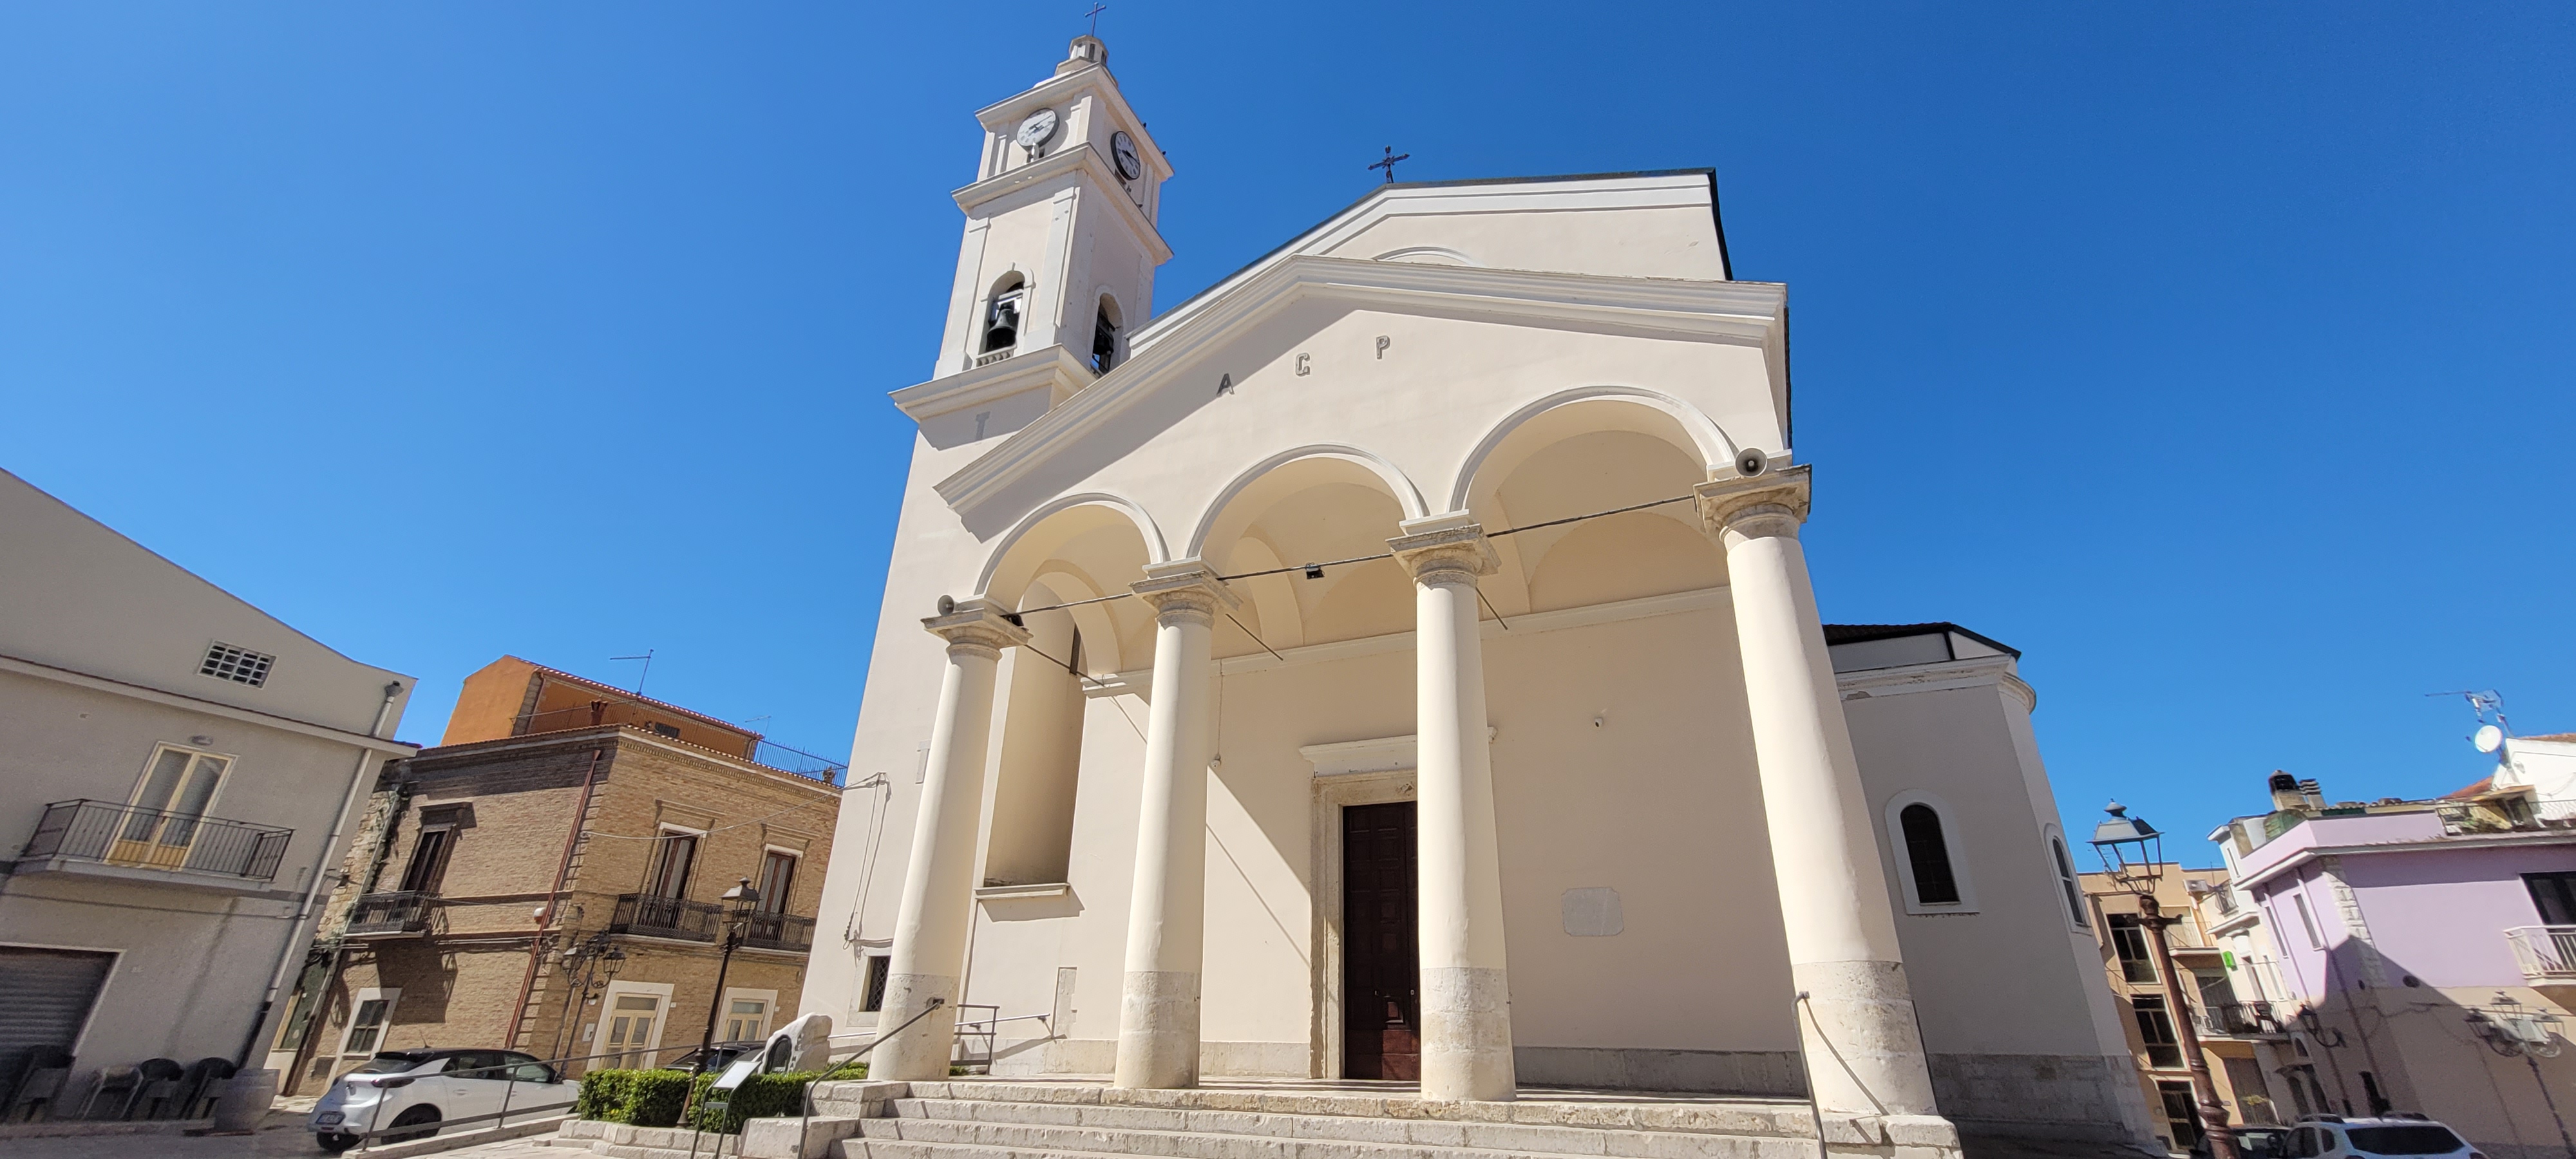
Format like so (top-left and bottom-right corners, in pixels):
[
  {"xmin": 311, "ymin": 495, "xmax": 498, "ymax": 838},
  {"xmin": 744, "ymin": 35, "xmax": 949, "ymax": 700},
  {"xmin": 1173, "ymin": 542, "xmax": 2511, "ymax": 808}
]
[
  {"xmin": 595, "ymin": 980, "xmax": 676, "ymax": 1069},
  {"xmin": 1309, "ymin": 767, "xmax": 1415, "ymax": 1080}
]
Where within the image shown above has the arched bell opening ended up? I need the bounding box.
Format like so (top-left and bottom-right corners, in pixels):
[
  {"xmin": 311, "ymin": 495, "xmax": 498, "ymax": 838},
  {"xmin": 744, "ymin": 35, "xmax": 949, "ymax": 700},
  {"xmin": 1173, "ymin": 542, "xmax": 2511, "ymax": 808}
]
[{"xmin": 981, "ymin": 272, "xmax": 1028, "ymax": 355}]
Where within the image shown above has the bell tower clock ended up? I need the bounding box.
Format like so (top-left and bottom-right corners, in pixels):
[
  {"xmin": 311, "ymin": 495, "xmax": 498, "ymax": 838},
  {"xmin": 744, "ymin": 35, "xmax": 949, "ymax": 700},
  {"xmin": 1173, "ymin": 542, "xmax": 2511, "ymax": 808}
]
[{"xmin": 933, "ymin": 35, "xmax": 1173, "ymax": 385}]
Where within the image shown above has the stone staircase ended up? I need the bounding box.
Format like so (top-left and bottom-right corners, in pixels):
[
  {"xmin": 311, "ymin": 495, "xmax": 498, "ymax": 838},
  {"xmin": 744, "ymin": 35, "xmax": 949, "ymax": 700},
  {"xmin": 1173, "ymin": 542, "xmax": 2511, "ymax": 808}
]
[{"xmin": 770, "ymin": 1078, "xmax": 1962, "ymax": 1159}]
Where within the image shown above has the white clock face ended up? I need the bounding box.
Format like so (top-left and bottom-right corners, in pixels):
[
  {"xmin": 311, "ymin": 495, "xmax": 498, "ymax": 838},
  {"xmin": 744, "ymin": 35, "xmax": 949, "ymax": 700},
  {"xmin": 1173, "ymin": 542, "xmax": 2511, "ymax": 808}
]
[
  {"xmin": 1110, "ymin": 131, "xmax": 1142, "ymax": 181},
  {"xmin": 1015, "ymin": 109, "xmax": 1059, "ymax": 151}
]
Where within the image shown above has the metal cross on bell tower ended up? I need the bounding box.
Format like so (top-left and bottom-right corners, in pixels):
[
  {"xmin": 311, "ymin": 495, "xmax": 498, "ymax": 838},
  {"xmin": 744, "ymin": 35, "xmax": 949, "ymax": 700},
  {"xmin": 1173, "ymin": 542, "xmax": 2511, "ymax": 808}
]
[
  {"xmin": 1083, "ymin": 3, "xmax": 1108, "ymax": 36},
  {"xmin": 1368, "ymin": 146, "xmax": 1410, "ymax": 184}
]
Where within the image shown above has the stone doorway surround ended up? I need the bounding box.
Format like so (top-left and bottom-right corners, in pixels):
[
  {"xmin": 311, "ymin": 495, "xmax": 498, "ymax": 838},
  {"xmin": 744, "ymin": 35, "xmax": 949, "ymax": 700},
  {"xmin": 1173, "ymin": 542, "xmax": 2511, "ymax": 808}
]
[{"xmin": 1302, "ymin": 733, "xmax": 1422, "ymax": 1080}]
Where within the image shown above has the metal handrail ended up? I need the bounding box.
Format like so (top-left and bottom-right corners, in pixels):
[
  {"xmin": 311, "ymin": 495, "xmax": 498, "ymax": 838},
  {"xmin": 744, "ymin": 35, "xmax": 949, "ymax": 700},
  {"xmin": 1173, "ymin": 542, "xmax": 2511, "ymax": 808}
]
[
  {"xmin": 342, "ymin": 1041, "xmax": 705, "ymax": 1151},
  {"xmin": 795, "ymin": 998, "xmax": 947, "ymax": 1150}
]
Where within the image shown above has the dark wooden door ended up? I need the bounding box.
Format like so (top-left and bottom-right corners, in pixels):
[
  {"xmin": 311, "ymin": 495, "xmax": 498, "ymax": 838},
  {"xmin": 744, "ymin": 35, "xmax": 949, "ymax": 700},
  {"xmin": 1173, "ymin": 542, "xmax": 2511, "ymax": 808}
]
[{"xmin": 1342, "ymin": 801, "xmax": 1419, "ymax": 1080}]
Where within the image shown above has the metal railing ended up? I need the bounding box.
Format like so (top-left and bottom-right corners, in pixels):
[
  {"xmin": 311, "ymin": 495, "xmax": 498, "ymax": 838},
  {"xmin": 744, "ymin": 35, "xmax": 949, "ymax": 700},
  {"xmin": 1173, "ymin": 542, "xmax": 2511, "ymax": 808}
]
[
  {"xmin": 609, "ymin": 895, "xmax": 815, "ymax": 953},
  {"xmin": 2507, "ymin": 925, "xmax": 2576, "ymax": 981},
  {"xmin": 2195, "ymin": 1000, "xmax": 2287, "ymax": 1038},
  {"xmin": 507, "ymin": 707, "xmax": 845, "ymax": 786},
  {"xmin": 333, "ymin": 1041, "xmax": 706, "ymax": 1151},
  {"xmin": 2439, "ymin": 796, "xmax": 2576, "ymax": 834},
  {"xmin": 611, "ymin": 894, "xmax": 724, "ymax": 942},
  {"xmin": 742, "ymin": 912, "xmax": 816, "ymax": 953},
  {"xmin": 346, "ymin": 891, "xmax": 434, "ymax": 937},
  {"xmin": 17, "ymin": 800, "xmax": 292, "ymax": 881}
]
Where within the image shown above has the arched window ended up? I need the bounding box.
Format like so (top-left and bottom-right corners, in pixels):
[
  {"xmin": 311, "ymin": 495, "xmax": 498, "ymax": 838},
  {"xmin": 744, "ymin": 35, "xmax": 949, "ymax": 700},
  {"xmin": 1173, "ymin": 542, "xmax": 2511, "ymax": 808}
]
[
  {"xmin": 981, "ymin": 274, "xmax": 1026, "ymax": 355},
  {"xmin": 1884, "ymin": 791, "xmax": 1976, "ymax": 914},
  {"xmin": 2049, "ymin": 831, "xmax": 2090, "ymax": 928},
  {"xmin": 1090, "ymin": 294, "xmax": 1122, "ymax": 373},
  {"xmin": 1900, "ymin": 805, "xmax": 1960, "ymax": 905}
]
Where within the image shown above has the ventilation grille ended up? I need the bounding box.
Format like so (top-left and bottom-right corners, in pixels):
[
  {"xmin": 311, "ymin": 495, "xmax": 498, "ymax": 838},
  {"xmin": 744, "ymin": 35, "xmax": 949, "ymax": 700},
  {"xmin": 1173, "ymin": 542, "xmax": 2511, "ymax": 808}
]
[{"xmin": 199, "ymin": 642, "xmax": 276, "ymax": 688}]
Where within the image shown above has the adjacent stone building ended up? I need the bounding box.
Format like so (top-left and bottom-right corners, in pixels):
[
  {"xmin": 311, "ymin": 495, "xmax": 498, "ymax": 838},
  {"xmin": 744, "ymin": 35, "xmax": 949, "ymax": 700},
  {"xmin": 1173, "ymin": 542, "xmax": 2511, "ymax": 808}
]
[
  {"xmin": 2080, "ymin": 863, "xmax": 2290, "ymax": 1153},
  {"xmin": 268, "ymin": 659, "xmax": 840, "ymax": 1091}
]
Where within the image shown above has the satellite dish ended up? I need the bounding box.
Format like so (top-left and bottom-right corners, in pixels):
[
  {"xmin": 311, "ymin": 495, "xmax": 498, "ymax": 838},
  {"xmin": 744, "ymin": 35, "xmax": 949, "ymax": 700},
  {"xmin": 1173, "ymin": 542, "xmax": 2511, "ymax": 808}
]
[{"xmin": 2474, "ymin": 724, "xmax": 2505, "ymax": 754}]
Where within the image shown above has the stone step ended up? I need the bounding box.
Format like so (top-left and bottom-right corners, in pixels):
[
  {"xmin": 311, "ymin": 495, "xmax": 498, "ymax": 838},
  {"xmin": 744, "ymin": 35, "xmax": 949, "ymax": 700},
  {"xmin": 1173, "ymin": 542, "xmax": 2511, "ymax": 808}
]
[
  {"xmin": 803, "ymin": 1079, "xmax": 1957, "ymax": 1159},
  {"xmin": 890, "ymin": 1082, "xmax": 1823, "ymax": 1138},
  {"xmin": 855, "ymin": 1108, "xmax": 1833, "ymax": 1159},
  {"xmin": 813, "ymin": 1080, "xmax": 914, "ymax": 1119}
]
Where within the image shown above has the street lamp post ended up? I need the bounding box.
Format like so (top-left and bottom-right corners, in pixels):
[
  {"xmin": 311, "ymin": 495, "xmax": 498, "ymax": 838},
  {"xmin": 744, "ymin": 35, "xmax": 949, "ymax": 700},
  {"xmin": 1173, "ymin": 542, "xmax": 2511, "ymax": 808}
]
[
  {"xmin": 2092, "ymin": 803, "xmax": 2239, "ymax": 1159},
  {"xmin": 680, "ymin": 878, "xmax": 760, "ymax": 1123},
  {"xmin": 551, "ymin": 936, "xmax": 625, "ymax": 1064}
]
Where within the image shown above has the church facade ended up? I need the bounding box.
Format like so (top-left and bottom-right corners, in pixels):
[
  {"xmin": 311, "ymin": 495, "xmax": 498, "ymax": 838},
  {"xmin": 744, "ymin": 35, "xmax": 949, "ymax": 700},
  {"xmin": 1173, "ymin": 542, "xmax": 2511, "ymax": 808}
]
[{"xmin": 804, "ymin": 36, "xmax": 2160, "ymax": 1153}]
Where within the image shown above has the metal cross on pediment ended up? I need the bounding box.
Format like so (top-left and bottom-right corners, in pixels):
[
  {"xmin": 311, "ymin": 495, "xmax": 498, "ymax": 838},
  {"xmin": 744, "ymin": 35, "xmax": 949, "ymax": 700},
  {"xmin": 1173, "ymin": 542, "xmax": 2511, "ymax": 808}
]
[
  {"xmin": 1083, "ymin": 3, "xmax": 1108, "ymax": 36},
  {"xmin": 1368, "ymin": 146, "xmax": 1410, "ymax": 184}
]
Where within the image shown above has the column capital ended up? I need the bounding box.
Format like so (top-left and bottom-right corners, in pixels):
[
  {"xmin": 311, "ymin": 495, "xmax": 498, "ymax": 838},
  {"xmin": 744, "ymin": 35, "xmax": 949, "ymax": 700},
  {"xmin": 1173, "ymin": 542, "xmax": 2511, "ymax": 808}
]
[
  {"xmin": 922, "ymin": 598, "xmax": 1031, "ymax": 658},
  {"xmin": 1130, "ymin": 559, "xmax": 1240, "ymax": 625},
  {"xmin": 1388, "ymin": 513, "xmax": 1499, "ymax": 586},
  {"xmin": 1694, "ymin": 464, "xmax": 1812, "ymax": 547}
]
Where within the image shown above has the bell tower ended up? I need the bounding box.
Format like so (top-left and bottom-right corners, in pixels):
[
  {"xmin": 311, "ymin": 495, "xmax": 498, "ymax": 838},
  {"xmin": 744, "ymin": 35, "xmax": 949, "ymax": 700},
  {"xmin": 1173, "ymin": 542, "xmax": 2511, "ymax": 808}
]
[{"xmin": 933, "ymin": 35, "xmax": 1173, "ymax": 383}]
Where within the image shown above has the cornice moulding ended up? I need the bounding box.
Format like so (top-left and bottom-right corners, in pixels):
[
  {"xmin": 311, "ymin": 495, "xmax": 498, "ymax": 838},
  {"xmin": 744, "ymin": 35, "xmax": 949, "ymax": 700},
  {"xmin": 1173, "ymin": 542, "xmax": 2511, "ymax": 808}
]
[
  {"xmin": 931, "ymin": 256, "xmax": 1785, "ymax": 523},
  {"xmin": 891, "ymin": 344, "xmax": 1094, "ymax": 421},
  {"xmin": 972, "ymin": 66, "xmax": 1173, "ymax": 182},
  {"xmin": 1166, "ymin": 173, "xmax": 1718, "ymax": 326},
  {"xmin": 1834, "ymin": 653, "xmax": 2036, "ymax": 713},
  {"xmin": 0, "ymin": 651, "xmax": 415, "ymax": 755},
  {"xmin": 952, "ymin": 144, "xmax": 1173, "ymax": 265}
]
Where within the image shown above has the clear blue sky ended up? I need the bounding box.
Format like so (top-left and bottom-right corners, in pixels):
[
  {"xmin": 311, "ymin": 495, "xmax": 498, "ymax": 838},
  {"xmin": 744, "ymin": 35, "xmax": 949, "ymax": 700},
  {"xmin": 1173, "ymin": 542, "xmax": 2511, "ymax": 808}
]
[{"xmin": 5, "ymin": 4, "xmax": 2569, "ymax": 865}]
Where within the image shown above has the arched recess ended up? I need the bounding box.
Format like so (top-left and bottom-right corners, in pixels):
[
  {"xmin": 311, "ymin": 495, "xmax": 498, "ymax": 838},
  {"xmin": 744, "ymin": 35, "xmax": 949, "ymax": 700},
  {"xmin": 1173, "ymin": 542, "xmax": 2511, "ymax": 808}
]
[
  {"xmin": 1446, "ymin": 386, "xmax": 1738, "ymax": 514},
  {"xmin": 973, "ymin": 500, "xmax": 1160, "ymax": 890},
  {"xmin": 1188, "ymin": 446, "xmax": 1427, "ymax": 655},
  {"xmin": 976, "ymin": 492, "xmax": 1170, "ymax": 606},
  {"xmin": 1451, "ymin": 389, "xmax": 1734, "ymax": 619},
  {"xmin": 1187, "ymin": 445, "xmax": 1429, "ymax": 560}
]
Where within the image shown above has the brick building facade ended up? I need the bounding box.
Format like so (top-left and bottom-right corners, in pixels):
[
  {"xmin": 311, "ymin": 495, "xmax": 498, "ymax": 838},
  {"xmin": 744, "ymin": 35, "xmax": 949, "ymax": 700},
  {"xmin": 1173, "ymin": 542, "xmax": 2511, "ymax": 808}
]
[{"xmin": 265, "ymin": 663, "xmax": 840, "ymax": 1091}]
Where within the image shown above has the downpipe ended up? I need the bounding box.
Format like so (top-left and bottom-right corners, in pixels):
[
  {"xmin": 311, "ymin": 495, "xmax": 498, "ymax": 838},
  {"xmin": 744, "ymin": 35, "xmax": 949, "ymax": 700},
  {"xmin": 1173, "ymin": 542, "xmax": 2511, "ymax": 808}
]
[{"xmin": 238, "ymin": 681, "xmax": 402, "ymax": 1066}]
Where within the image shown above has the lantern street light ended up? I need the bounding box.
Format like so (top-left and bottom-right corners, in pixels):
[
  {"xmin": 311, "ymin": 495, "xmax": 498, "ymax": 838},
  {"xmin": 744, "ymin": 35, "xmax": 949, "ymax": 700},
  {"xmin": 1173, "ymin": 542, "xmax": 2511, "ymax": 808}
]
[
  {"xmin": 681, "ymin": 879, "xmax": 762, "ymax": 1122},
  {"xmin": 2092, "ymin": 803, "xmax": 2238, "ymax": 1159}
]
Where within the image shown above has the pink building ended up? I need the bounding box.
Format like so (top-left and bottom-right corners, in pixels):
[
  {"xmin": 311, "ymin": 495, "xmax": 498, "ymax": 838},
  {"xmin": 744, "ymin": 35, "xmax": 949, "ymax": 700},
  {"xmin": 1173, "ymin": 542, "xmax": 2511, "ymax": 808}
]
[{"xmin": 2206, "ymin": 771, "xmax": 2576, "ymax": 1158}]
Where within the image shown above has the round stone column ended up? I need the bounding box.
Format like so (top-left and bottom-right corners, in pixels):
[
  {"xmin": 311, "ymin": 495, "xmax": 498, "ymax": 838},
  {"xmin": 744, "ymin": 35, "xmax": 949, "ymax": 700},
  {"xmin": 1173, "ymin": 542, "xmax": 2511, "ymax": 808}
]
[
  {"xmin": 1696, "ymin": 466, "xmax": 1940, "ymax": 1117},
  {"xmin": 1113, "ymin": 561, "xmax": 1237, "ymax": 1089},
  {"xmin": 1389, "ymin": 514, "xmax": 1517, "ymax": 1103},
  {"xmin": 875, "ymin": 599, "xmax": 1028, "ymax": 1081}
]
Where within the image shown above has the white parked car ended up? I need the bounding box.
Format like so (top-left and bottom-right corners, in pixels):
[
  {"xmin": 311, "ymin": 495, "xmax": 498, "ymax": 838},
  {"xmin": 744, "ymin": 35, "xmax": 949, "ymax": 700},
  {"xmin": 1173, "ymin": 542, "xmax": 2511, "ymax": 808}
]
[
  {"xmin": 2278, "ymin": 1116, "xmax": 2480, "ymax": 1159},
  {"xmin": 307, "ymin": 1049, "xmax": 573, "ymax": 1153}
]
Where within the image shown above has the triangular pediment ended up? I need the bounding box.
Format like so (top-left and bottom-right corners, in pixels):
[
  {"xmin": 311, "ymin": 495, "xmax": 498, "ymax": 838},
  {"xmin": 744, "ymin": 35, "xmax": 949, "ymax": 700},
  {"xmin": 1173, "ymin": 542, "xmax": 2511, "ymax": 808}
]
[{"xmin": 893, "ymin": 171, "xmax": 1783, "ymax": 536}]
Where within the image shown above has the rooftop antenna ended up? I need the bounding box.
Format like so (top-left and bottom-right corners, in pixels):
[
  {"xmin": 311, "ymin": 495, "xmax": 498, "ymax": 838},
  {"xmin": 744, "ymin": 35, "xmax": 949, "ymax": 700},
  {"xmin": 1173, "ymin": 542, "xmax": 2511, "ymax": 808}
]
[
  {"xmin": 2428, "ymin": 689, "xmax": 2512, "ymax": 755},
  {"xmin": 611, "ymin": 650, "xmax": 655, "ymax": 696}
]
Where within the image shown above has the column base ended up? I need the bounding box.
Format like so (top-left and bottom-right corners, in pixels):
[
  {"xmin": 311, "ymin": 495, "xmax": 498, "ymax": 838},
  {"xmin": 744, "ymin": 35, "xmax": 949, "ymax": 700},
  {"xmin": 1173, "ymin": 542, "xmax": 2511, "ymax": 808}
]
[
  {"xmin": 1421, "ymin": 965, "xmax": 1515, "ymax": 1102},
  {"xmin": 871, "ymin": 972, "xmax": 960, "ymax": 1081},
  {"xmin": 1792, "ymin": 959, "xmax": 1938, "ymax": 1117},
  {"xmin": 1113, "ymin": 970, "xmax": 1200, "ymax": 1089}
]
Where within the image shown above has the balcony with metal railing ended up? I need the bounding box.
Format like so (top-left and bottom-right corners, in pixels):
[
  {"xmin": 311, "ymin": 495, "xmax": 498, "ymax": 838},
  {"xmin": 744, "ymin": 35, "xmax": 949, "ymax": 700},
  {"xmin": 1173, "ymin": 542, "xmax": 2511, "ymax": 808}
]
[
  {"xmin": 15, "ymin": 799, "xmax": 293, "ymax": 889},
  {"xmin": 608, "ymin": 893, "xmax": 814, "ymax": 954},
  {"xmin": 345, "ymin": 890, "xmax": 435, "ymax": 939},
  {"xmin": 2194, "ymin": 1000, "xmax": 2289, "ymax": 1039},
  {"xmin": 2506, "ymin": 925, "xmax": 2576, "ymax": 983}
]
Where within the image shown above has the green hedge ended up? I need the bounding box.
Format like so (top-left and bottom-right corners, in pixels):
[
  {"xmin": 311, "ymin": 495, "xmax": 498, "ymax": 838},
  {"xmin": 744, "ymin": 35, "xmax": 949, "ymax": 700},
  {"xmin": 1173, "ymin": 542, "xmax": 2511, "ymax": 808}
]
[
  {"xmin": 572, "ymin": 1068, "xmax": 695, "ymax": 1127},
  {"xmin": 686, "ymin": 1070, "xmax": 826, "ymax": 1134}
]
